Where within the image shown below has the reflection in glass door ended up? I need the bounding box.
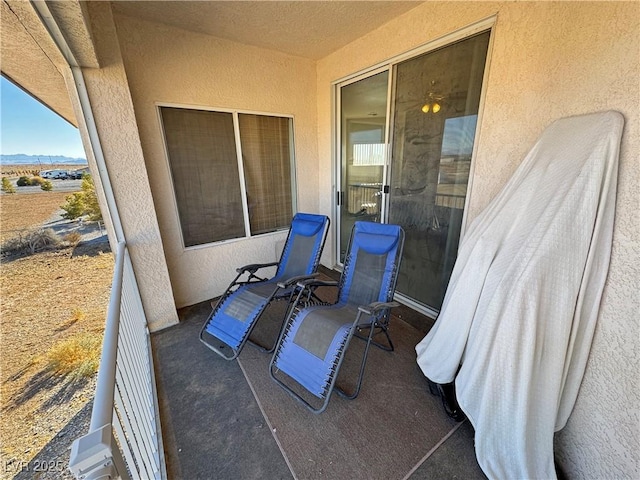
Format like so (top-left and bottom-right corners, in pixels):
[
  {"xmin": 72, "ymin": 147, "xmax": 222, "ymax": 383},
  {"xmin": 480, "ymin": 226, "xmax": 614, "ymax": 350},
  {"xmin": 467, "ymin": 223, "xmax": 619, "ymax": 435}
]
[
  {"xmin": 335, "ymin": 31, "xmax": 490, "ymax": 313},
  {"xmin": 338, "ymin": 71, "xmax": 389, "ymax": 263},
  {"xmin": 388, "ymin": 32, "xmax": 490, "ymax": 310}
]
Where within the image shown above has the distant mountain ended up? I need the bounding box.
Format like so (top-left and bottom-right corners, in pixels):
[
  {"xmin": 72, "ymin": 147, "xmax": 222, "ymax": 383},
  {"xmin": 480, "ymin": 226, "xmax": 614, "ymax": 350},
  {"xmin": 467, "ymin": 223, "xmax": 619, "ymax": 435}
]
[{"xmin": 0, "ymin": 154, "xmax": 87, "ymax": 165}]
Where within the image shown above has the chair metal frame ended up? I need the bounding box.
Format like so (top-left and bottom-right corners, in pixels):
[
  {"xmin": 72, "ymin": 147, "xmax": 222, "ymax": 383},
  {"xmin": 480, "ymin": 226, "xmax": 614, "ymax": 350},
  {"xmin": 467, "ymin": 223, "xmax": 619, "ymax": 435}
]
[
  {"xmin": 199, "ymin": 213, "xmax": 329, "ymax": 360},
  {"xmin": 269, "ymin": 221, "xmax": 404, "ymax": 413}
]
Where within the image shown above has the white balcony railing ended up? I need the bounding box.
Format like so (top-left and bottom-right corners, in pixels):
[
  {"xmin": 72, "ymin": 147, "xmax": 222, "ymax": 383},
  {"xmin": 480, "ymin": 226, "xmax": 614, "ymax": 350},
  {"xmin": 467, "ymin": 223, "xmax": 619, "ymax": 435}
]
[{"xmin": 68, "ymin": 242, "xmax": 166, "ymax": 479}]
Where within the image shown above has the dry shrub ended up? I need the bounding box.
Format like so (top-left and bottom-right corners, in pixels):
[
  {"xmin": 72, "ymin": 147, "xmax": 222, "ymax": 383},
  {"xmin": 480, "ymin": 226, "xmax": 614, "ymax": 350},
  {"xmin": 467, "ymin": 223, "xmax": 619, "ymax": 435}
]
[
  {"xmin": 45, "ymin": 333, "xmax": 103, "ymax": 380},
  {"xmin": 64, "ymin": 231, "xmax": 82, "ymax": 246},
  {"xmin": 29, "ymin": 176, "xmax": 46, "ymax": 186},
  {"xmin": 1, "ymin": 228, "xmax": 60, "ymax": 256},
  {"xmin": 2, "ymin": 177, "xmax": 16, "ymax": 193}
]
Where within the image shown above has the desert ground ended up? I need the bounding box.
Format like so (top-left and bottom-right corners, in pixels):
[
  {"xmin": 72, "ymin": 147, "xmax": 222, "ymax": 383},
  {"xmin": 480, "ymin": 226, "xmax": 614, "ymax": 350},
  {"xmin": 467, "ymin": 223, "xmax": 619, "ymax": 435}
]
[{"xmin": 0, "ymin": 182, "xmax": 113, "ymax": 479}]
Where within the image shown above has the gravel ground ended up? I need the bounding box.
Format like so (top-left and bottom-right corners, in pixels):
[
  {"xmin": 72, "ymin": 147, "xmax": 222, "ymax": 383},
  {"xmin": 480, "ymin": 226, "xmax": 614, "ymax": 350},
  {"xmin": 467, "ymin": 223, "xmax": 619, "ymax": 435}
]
[
  {"xmin": 1, "ymin": 210, "xmax": 112, "ymax": 480},
  {"xmin": 8, "ymin": 401, "xmax": 93, "ymax": 480}
]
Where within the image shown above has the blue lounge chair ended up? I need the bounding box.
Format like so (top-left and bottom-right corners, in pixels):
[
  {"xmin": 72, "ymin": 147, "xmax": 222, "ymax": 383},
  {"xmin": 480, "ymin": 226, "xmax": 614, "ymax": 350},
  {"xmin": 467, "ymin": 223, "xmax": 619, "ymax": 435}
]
[
  {"xmin": 270, "ymin": 221, "xmax": 404, "ymax": 413},
  {"xmin": 199, "ymin": 213, "xmax": 330, "ymax": 360}
]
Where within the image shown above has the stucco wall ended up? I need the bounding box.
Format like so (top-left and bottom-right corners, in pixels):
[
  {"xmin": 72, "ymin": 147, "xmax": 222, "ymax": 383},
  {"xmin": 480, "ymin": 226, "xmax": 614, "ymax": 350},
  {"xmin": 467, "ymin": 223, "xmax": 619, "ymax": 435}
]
[
  {"xmin": 78, "ymin": 2, "xmax": 179, "ymax": 331},
  {"xmin": 317, "ymin": 2, "xmax": 639, "ymax": 478},
  {"xmin": 112, "ymin": 13, "xmax": 319, "ymax": 308}
]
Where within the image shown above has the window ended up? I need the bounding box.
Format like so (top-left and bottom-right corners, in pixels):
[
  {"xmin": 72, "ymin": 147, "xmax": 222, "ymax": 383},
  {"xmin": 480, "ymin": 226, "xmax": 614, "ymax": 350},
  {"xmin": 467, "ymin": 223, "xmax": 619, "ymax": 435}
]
[{"xmin": 160, "ymin": 106, "xmax": 296, "ymax": 247}]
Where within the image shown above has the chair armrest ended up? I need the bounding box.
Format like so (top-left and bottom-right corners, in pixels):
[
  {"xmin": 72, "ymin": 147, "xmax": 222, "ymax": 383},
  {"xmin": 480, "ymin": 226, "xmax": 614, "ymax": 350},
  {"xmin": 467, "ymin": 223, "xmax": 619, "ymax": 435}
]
[
  {"xmin": 237, "ymin": 262, "xmax": 279, "ymax": 274},
  {"xmin": 296, "ymin": 279, "xmax": 339, "ymax": 289},
  {"xmin": 276, "ymin": 273, "xmax": 320, "ymax": 289},
  {"xmin": 358, "ymin": 301, "xmax": 399, "ymax": 315}
]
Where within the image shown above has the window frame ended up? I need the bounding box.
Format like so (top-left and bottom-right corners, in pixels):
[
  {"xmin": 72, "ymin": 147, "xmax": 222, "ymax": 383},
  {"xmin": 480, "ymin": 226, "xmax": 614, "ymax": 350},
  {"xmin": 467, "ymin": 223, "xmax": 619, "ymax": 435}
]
[{"xmin": 157, "ymin": 103, "xmax": 298, "ymax": 250}]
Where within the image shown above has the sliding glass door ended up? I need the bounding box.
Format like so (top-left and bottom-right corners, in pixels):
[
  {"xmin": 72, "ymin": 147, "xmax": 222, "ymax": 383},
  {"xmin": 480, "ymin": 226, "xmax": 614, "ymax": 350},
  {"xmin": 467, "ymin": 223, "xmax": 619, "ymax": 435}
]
[
  {"xmin": 336, "ymin": 31, "xmax": 490, "ymax": 313},
  {"xmin": 337, "ymin": 70, "xmax": 389, "ymax": 263},
  {"xmin": 388, "ymin": 32, "xmax": 490, "ymax": 310}
]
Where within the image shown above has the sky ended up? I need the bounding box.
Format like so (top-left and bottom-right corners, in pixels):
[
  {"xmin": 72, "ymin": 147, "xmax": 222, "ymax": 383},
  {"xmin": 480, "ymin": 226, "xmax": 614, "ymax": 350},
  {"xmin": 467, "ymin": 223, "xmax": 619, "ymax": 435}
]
[
  {"xmin": 0, "ymin": 76, "xmax": 86, "ymax": 158},
  {"xmin": 441, "ymin": 114, "xmax": 478, "ymax": 157}
]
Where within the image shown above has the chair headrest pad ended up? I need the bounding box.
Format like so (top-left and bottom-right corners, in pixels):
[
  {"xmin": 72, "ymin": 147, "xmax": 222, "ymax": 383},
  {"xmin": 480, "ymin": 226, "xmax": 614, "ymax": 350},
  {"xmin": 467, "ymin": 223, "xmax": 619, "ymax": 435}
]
[
  {"xmin": 354, "ymin": 232, "xmax": 399, "ymax": 255},
  {"xmin": 292, "ymin": 214, "xmax": 326, "ymax": 236}
]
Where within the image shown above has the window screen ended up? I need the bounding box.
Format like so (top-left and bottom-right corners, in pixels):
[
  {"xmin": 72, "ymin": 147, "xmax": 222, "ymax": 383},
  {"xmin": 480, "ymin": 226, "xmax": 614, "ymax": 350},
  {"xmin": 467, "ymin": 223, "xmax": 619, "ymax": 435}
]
[
  {"xmin": 160, "ymin": 106, "xmax": 296, "ymax": 247},
  {"xmin": 239, "ymin": 114, "xmax": 293, "ymax": 235}
]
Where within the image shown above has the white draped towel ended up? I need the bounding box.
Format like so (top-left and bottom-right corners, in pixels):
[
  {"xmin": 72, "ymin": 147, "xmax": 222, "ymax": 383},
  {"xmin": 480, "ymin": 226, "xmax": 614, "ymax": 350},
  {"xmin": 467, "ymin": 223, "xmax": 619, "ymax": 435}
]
[{"xmin": 415, "ymin": 111, "xmax": 624, "ymax": 479}]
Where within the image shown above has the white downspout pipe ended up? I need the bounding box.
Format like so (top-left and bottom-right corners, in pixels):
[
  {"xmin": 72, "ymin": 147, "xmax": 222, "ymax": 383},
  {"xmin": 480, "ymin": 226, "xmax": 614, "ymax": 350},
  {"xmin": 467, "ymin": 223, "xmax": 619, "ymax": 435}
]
[{"xmin": 30, "ymin": 0, "xmax": 125, "ymax": 244}]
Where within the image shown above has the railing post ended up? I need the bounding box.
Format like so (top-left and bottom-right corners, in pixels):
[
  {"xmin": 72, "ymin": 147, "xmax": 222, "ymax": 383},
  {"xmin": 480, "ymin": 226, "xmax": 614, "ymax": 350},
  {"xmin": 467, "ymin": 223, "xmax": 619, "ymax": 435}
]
[
  {"xmin": 68, "ymin": 424, "xmax": 129, "ymax": 480},
  {"xmin": 68, "ymin": 240, "xmax": 164, "ymax": 479},
  {"xmin": 89, "ymin": 241, "xmax": 125, "ymax": 432}
]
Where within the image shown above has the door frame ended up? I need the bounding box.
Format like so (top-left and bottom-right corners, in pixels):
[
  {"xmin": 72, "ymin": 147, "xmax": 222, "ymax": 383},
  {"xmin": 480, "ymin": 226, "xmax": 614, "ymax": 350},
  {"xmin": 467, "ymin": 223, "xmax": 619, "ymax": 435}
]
[
  {"xmin": 334, "ymin": 65, "xmax": 392, "ymax": 267},
  {"xmin": 332, "ymin": 16, "xmax": 496, "ymax": 317}
]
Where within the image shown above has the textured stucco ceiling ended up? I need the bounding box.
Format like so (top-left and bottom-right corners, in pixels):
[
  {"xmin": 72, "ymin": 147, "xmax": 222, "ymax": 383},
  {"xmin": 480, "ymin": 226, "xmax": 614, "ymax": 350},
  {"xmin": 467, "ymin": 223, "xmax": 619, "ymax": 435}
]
[
  {"xmin": 1, "ymin": 0, "xmax": 98, "ymax": 126},
  {"xmin": 111, "ymin": 1, "xmax": 424, "ymax": 60},
  {"xmin": 1, "ymin": 0, "xmax": 77, "ymax": 125},
  {"xmin": 1, "ymin": 0, "xmax": 422, "ymax": 126}
]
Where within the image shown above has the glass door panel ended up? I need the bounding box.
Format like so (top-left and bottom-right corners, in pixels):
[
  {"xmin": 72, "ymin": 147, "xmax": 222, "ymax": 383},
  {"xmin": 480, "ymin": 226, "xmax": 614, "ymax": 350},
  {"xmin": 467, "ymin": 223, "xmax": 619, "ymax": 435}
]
[
  {"xmin": 388, "ymin": 32, "xmax": 490, "ymax": 310},
  {"xmin": 338, "ymin": 71, "xmax": 389, "ymax": 263}
]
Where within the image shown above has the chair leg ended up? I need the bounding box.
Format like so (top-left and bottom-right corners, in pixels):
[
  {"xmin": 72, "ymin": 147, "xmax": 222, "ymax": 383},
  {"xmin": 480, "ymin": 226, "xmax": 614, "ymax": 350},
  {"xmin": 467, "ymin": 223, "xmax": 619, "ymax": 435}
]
[
  {"xmin": 245, "ymin": 306, "xmax": 281, "ymax": 353},
  {"xmin": 335, "ymin": 318, "xmax": 376, "ymax": 400},
  {"xmin": 247, "ymin": 288, "xmax": 299, "ymax": 353},
  {"xmin": 353, "ymin": 318, "xmax": 394, "ymax": 352}
]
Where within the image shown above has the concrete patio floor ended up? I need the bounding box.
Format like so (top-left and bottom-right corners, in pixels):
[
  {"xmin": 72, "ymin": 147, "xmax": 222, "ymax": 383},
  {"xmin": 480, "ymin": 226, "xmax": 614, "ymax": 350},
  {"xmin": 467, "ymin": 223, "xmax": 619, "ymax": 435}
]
[{"xmin": 151, "ymin": 268, "xmax": 486, "ymax": 479}]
